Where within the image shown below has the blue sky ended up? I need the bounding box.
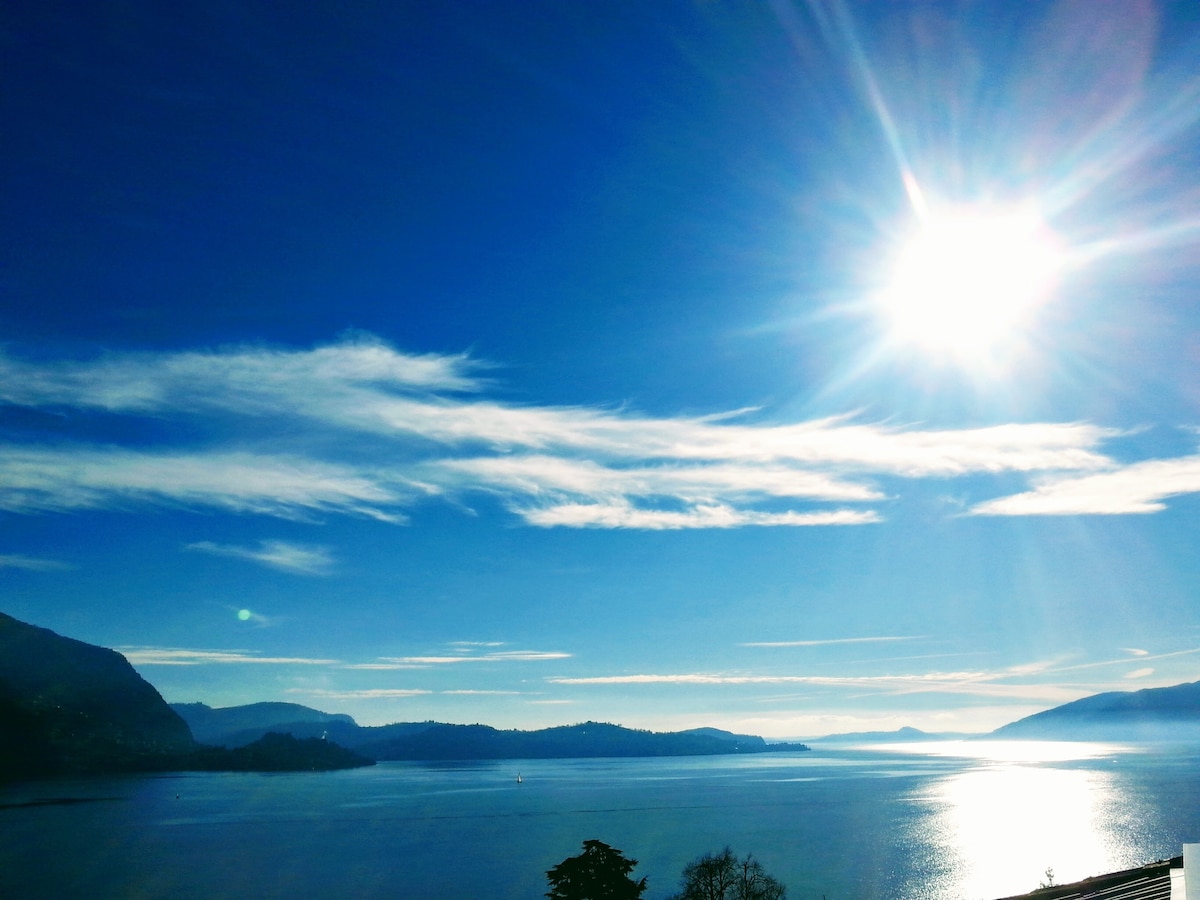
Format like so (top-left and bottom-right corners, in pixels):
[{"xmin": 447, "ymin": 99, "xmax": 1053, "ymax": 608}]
[{"xmin": 3, "ymin": 1, "xmax": 1200, "ymax": 737}]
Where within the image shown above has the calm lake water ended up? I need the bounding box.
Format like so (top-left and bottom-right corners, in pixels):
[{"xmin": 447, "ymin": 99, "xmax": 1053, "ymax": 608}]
[{"xmin": 3, "ymin": 741, "xmax": 1198, "ymax": 899}]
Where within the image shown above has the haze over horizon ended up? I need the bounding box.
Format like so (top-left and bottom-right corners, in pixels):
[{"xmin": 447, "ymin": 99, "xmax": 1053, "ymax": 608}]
[{"xmin": 4, "ymin": 1, "xmax": 1200, "ymax": 738}]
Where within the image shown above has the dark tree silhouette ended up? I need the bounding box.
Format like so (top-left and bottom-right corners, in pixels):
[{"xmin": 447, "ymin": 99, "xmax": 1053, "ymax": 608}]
[
  {"xmin": 546, "ymin": 839, "xmax": 648, "ymax": 899},
  {"xmin": 669, "ymin": 847, "xmax": 785, "ymax": 900}
]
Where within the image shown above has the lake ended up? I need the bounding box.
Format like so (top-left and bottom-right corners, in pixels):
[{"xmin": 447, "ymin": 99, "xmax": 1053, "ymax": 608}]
[{"xmin": 3, "ymin": 741, "xmax": 1198, "ymax": 899}]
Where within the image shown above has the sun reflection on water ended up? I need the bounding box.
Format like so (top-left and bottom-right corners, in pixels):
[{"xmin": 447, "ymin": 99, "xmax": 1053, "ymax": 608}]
[
  {"xmin": 895, "ymin": 742, "xmax": 1149, "ymax": 900},
  {"xmin": 883, "ymin": 740, "xmax": 1125, "ymax": 763}
]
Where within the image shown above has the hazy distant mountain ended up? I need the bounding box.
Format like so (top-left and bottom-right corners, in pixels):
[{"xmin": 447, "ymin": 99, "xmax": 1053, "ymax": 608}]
[
  {"xmin": 168, "ymin": 706, "xmax": 808, "ymax": 760},
  {"xmin": 810, "ymin": 726, "xmax": 976, "ymax": 743},
  {"xmin": 991, "ymin": 680, "xmax": 1200, "ymax": 741},
  {"xmin": 172, "ymin": 701, "xmax": 357, "ymax": 747},
  {"xmin": 2, "ymin": 611, "xmax": 810, "ymax": 774},
  {"xmin": 357, "ymin": 721, "xmax": 808, "ymax": 760},
  {"xmin": 170, "ymin": 703, "xmax": 439, "ymax": 750},
  {"xmin": 679, "ymin": 726, "xmax": 769, "ymax": 747}
]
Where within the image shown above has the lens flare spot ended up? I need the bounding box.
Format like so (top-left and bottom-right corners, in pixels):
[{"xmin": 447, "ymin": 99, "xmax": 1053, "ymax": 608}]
[{"xmin": 237, "ymin": 608, "xmax": 252, "ymax": 622}]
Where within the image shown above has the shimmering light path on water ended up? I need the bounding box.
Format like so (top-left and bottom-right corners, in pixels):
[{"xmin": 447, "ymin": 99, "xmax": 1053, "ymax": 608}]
[
  {"xmin": 2, "ymin": 743, "xmax": 1198, "ymax": 900},
  {"xmin": 888, "ymin": 742, "xmax": 1178, "ymax": 899}
]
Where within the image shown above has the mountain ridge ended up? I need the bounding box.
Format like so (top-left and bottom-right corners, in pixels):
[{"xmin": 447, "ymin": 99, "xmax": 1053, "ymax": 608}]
[
  {"xmin": 175, "ymin": 701, "xmax": 356, "ymax": 746},
  {"xmin": 809, "ymin": 681, "xmax": 1200, "ymax": 744},
  {"xmin": 990, "ymin": 679, "xmax": 1200, "ymax": 741},
  {"xmin": 169, "ymin": 704, "xmax": 811, "ymax": 759},
  {"xmin": 174, "ymin": 677, "xmax": 1200, "ymax": 753},
  {"xmin": 9, "ymin": 610, "xmax": 1198, "ymax": 780}
]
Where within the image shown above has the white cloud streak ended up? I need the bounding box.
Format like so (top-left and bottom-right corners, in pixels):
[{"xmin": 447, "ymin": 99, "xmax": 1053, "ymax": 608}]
[
  {"xmin": 521, "ymin": 502, "xmax": 880, "ymax": 530},
  {"xmin": 120, "ymin": 648, "xmax": 339, "ymax": 666},
  {"xmin": 969, "ymin": 456, "xmax": 1200, "ymax": 515},
  {"xmin": 345, "ymin": 649, "xmax": 571, "ymax": 669},
  {"xmin": 439, "ymin": 455, "xmax": 884, "ymax": 502},
  {"xmin": 546, "ymin": 670, "xmax": 1084, "ymax": 703},
  {"xmin": 291, "ymin": 688, "xmax": 434, "ymax": 700},
  {"xmin": 0, "ymin": 334, "xmax": 480, "ymax": 412},
  {"xmin": 186, "ymin": 539, "xmax": 334, "ymax": 575},
  {"xmin": 2, "ymin": 335, "xmax": 1192, "ymax": 527},
  {"xmin": 742, "ymin": 636, "xmax": 920, "ymax": 648},
  {"xmin": 547, "ymin": 649, "xmax": 1200, "ymax": 704},
  {"xmin": 0, "ymin": 447, "xmax": 413, "ymax": 521},
  {"xmin": 1025, "ymin": 647, "xmax": 1200, "ymax": 674},
  {"xmin": 0, "ymin": 553, "xmax": 71, "ymax": 571},
  {"xmin": 287, "ymin": 688, "xmax": 526, "ymax": 700}
]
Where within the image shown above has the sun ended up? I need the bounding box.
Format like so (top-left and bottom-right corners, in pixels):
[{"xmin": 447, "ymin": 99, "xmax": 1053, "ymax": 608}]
[{"xmin": 877, "ymin": 203, "xmax": 1065, "ymax": 358}]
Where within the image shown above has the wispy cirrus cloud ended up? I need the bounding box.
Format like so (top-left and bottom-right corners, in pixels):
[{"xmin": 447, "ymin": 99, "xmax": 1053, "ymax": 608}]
[
  {"xmin": 187, "ymin": 539, "xmax": 334, "ymax": 575},
  {"xmin": 482, "ymin": 650, "xmax": 572, "ymax": 661},
  {"xmin": 520, "ymin": 502, "xmax": 880, "ymax": 530},
  {"xmin": 344, "ymin": 648, "xmax": 571, "ymax": 669},
  {"xmin": 119, "ymin": 647, "xmax": 339, "ymax": 666},
  {"xmin": 0, "ymin": 446, "xmax": 415, "ymax": 521},
  {"xmin": 0, "ymin": 553, "xmax": 72, "ymax": 571},
  {"xmin": 0, "ymin": 334, "xmax": 481, "ymax": 412},
  {"xmin": 548, "ymin": 648, "xmax": 1200, "ymax": 703},
  {"xmin": 286, "ymin": 688, "xmax": 527, "ymax": 701},
  {"xmin": 742, "ymin": 635, "xmax": 921, "ymax": 648},
  {"xmin": 969, "ymin": 455, "xmax": 1200, "ymax": 515},
  {"xmin": 438, "ymin": 455, "xmax": 885, "ymax": 503},
  {"xmin": 1, "ymin": 334, "xmax": 1192, "ymax": 528},
  {"xmin": 1028, "ymin": 647, "xmax": 1200, "ymax": 674},
  {"xmin": 546, "ymin": 670, "xmax": 1084, "ymax": 703},
  {"xmin": 119, "ymin": 639, "xmax": 570, "ymax": 673},
  {"xmin": 291, "ymin": 688, "xmax": 433, "ymax": 700}
]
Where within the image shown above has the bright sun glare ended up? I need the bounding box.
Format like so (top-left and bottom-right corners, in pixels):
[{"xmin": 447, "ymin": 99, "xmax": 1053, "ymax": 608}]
[{"xmin": 879, "ymin": 203, "xmax": 1065, "ymax": 357}]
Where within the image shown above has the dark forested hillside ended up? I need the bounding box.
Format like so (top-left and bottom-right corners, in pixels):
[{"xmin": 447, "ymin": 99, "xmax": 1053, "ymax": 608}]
[
  {"xmin": 0, "ymin": 612, "xmax": 194, "ymax": 779},
  {"xmin": 0, "ymin": 613, "xmax": 372, "ymax": 780}
]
